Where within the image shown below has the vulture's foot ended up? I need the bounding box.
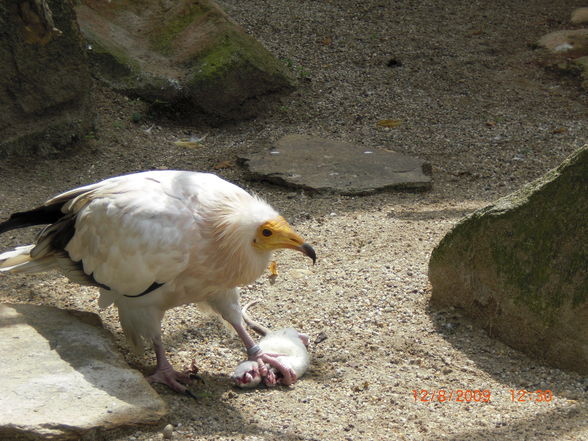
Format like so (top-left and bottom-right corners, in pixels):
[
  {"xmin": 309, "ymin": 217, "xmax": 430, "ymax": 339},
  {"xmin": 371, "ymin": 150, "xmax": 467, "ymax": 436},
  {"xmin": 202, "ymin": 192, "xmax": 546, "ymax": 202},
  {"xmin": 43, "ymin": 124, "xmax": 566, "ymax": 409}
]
[
  {"xmin": 150, "ymin": 338, "xmax": 200, "ymax": 396},
  {"xmin": 255, "ymin": 352, "xmax": 297, "ymax": 386},
  {"xmin": 147, "ymin": 365, "xmax": 193, "ymax": 394}
]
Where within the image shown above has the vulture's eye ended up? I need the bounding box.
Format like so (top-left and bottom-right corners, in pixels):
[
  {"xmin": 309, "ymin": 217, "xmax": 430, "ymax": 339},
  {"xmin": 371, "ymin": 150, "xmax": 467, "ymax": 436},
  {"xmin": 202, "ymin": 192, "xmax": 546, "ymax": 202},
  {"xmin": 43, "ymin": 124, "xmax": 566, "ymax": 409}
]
[{"xmin": 262, "ymin": 228, "xmax": 272, "ymax": 237}]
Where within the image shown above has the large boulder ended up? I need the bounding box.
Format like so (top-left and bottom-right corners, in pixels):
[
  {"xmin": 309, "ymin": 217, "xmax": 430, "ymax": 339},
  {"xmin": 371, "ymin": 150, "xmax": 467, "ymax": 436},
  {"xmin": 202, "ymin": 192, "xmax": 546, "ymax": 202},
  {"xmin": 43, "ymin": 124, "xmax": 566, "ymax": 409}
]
[
  {"xmin": 75, "ymin": 0, "xmax": 295, "ymax": 119},
  {"xmin": 0, "ymin": 0, "xmax": 94, "ymax": 155},
  {"xmin": 429, "ymin": 146, "xmax": 588, "ymax": 374}
]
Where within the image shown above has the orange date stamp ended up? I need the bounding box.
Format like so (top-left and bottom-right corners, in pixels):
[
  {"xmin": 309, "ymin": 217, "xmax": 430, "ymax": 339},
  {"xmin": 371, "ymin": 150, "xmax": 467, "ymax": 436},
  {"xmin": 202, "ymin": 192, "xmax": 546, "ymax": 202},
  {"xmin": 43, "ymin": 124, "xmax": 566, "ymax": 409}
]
[
  {"xmin": 412, "ymin": 389, "xmax": 554, "ymax": 403},
  {"xmin": 412, "ymin": 389, "xmax": 492, "ymax": 403},
  {"xmin": 508, "ymin": 389, "xmax": 553, "ymax": 403}
]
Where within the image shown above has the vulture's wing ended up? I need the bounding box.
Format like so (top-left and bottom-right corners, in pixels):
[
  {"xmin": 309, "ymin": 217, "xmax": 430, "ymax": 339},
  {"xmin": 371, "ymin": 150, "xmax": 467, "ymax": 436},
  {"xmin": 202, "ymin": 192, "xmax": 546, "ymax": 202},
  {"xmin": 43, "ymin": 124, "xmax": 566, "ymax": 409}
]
[{"xmin": 47, "ymin": 172, "xmax": 200, "ymax": 296}]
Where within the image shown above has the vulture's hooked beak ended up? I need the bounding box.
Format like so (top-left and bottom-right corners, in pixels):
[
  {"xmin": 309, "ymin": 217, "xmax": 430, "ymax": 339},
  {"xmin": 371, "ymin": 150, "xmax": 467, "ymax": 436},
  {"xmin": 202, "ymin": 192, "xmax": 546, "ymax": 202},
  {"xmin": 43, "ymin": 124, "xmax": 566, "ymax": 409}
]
[
  {"xmin": 276, "ymin": 228, "xmax": 316, "ymax": 265},
  {"xmin": 272, "ymin": 232, "xmax": 316, "ymax": 265},
  {"xmin": 300, "ymin": 242, "xmax": 317, "ymax": 265}
]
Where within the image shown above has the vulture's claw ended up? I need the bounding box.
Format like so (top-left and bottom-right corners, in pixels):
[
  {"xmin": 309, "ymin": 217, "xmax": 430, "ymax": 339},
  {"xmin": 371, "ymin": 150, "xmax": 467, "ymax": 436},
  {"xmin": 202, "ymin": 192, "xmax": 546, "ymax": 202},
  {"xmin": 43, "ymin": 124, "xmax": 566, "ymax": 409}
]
[
  {"xmin": 189, "ymin": 372, "xmax": 203, "ymax": 381},
  {"xmin": 184, "ymin": 389, "xmax": 199, "ymax": 400}
]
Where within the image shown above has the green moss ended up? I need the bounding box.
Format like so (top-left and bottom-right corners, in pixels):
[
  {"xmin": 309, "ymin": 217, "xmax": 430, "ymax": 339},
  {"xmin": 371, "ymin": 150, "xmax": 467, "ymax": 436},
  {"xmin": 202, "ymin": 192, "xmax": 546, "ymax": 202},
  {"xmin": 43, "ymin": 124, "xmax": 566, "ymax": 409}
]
[
  {"xmin": 149, "ymin": 3, "xmax": 209, "ymax": 55},
  {"xmin": 487, "ymin": 208, "xmax": 585, "ymax": 324},
  {"xmin": 497, "ymin": 148, "xmax": 586, "ymax": 320},
  {"xmin": 189, "ymin": 29, "xmax": 291, "ymax": 86},
  {"xmin": 192, "ymin": 35, "xmax": 241, "ymax": 81}
]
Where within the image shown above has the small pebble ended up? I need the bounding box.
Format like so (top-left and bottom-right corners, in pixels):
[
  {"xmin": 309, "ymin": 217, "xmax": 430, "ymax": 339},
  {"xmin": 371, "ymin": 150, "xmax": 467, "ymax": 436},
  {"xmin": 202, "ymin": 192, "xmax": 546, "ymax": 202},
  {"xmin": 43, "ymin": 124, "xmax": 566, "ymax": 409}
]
[{"xmin": 162, "ymin": 424, "xmax": 174, "ymax": 439}]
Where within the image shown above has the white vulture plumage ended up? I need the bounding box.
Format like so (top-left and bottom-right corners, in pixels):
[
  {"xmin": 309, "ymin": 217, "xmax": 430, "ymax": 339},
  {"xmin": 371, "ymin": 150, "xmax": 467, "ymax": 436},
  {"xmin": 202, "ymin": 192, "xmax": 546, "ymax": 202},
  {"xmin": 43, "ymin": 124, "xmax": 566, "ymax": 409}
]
[{"xmin": 0, "ymin": 170, "xmax": 316, "ymax": 394}]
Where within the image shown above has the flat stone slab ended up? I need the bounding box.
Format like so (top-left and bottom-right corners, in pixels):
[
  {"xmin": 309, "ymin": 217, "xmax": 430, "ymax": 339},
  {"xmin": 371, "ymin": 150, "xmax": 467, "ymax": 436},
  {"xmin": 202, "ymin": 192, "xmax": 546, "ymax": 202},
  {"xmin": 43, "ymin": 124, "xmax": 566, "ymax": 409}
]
[
  {"xmin": 0, "ymin": 304, "xmax": 167, "ymax": 440},
  {"xmin": 239, "ymin": 135, "xmax": 432, "ymax": 194}
]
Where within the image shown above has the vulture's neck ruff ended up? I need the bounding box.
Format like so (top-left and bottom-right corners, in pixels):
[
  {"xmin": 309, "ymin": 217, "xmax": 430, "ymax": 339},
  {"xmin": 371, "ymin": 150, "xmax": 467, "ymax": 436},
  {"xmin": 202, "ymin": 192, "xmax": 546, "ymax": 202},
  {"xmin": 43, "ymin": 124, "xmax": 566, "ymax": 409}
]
[{"xmin": 209, "ymin": 194, "xmax": 281, "ymax": 286}]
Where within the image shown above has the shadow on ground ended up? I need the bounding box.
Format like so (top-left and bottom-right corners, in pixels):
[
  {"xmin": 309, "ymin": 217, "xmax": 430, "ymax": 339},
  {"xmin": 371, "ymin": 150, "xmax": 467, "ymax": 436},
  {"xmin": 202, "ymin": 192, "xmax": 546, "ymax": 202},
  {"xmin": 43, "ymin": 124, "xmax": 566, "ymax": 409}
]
[{"xmin": 425, "ymin": 303, "xmax": 587, "ymax": 438}]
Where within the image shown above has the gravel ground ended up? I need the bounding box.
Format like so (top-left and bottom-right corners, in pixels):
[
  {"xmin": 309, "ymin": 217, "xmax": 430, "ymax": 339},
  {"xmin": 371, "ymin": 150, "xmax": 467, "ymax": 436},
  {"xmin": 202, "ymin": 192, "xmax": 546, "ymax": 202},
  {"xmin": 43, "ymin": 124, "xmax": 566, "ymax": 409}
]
[{"xmin": 1, "ymin": 0, "xmax": 587, "ymax": 440}]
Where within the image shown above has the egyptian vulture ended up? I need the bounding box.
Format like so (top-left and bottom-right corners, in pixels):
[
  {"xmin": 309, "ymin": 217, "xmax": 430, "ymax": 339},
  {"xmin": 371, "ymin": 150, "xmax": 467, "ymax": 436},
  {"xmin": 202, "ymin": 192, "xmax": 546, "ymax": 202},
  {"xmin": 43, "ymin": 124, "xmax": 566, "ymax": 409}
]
[{"xmin": 0, "ymin": 170, "xmax": 316, "ymax": 393}]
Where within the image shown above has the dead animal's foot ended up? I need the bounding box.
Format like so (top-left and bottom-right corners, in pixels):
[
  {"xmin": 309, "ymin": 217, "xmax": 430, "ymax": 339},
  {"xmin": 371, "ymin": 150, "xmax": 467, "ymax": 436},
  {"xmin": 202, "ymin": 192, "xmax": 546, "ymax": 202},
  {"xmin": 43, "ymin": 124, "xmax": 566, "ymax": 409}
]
[
  {"xmin": 262, "ymin": 367, "xmax": 278, "ymax": 387},
  {"xmin": 254, "ymin": 353, "xmax": 297, "ymax": 386},
  {"xmin": 298, "ymin": 332, "xmax": 310, "ymax": 347},
  {"xmin": 147, "ymin": 365, "xmax": 196, "ymax": 397}
]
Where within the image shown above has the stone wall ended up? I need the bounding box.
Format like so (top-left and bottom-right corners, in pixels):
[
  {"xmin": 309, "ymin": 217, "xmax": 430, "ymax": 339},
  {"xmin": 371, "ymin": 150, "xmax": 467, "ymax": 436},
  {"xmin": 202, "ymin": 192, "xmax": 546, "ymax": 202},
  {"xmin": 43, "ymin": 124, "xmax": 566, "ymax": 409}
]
[{"xmin": 0, "ymin": 0, "xmax": 94, "ymax": 155}]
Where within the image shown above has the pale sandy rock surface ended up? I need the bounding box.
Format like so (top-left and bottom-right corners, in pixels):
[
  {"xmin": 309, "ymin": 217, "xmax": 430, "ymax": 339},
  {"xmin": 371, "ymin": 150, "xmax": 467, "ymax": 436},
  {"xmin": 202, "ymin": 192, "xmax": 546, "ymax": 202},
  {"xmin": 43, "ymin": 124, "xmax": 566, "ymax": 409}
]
[
  {"xmin": 0, "ymin": 0, "xmax": 587, "ymax": 440},
  {"xmin": 0, "ymin": 304, "xmax": 167, "ymax": 440}
]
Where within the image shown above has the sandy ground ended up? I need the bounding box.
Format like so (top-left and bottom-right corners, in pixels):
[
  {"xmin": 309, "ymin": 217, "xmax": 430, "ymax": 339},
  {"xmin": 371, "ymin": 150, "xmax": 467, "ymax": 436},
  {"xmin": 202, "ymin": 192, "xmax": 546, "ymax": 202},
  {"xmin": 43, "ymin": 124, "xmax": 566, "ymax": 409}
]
[{"xmin": 1, "ymin": 0, "xmax": 587, "ymax": 440}]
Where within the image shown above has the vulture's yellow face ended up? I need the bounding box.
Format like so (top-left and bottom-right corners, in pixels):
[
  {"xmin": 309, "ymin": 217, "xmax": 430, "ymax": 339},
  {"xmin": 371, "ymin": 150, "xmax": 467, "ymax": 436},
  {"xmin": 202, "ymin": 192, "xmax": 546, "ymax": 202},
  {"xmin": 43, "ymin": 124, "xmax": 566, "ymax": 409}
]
[{"xmin": 252, "ymin": 216, "xmax": 316, "ymax": 263}]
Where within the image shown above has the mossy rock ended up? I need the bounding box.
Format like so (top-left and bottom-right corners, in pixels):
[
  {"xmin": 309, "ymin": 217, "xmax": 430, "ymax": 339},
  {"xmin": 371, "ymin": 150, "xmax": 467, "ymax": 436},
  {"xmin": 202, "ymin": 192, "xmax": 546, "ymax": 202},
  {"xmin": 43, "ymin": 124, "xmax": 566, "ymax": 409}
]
[
  {"xmin": 429, "ymin": 146, "xmax": 588, "ymax": 374},
  {"xmin": 75, "ymin": 0, "xmax": 295, "ymax": 119}
]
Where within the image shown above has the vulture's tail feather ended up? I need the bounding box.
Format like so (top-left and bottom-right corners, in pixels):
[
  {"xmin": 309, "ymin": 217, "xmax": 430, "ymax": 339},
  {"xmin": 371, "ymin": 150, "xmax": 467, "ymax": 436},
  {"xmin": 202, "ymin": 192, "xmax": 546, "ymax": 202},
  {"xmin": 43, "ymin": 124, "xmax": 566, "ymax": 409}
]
[
  {"xmin": 1, "ymin": 202, "xmax": 73, "ymax": 275},
  {"xmin": 0, "ymin": 202, "xmax": 67, "ymax": 235},
  {"xmin": 0, "ymin": 245, "xmax": 58, "ymax": 273},
  {"xmin": 0, "ymin": 245, "xmax": 35, "ymax": 270}
]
